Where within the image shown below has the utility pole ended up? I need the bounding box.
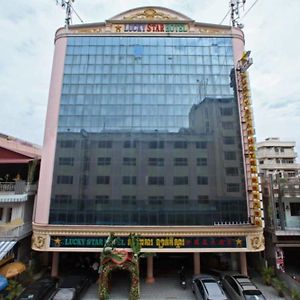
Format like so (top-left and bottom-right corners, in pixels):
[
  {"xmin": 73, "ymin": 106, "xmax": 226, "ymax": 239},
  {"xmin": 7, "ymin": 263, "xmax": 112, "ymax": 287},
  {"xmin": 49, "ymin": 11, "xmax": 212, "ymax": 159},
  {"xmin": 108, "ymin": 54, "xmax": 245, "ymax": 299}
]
[
  {"xmin": 56, "ymin": 0, "xmax": 75, "ymax": 28},
  {"xmin": 230, "ymin": 0, "xmax": 246, "ymax": 28}
]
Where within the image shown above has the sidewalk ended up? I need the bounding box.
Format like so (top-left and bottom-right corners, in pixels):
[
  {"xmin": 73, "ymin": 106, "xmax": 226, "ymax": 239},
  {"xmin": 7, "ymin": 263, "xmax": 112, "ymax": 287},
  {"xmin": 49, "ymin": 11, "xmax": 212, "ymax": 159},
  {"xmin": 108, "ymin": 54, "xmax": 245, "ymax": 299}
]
[
  {"xmin": 82, "ymin": 274, "xmax": 290, "ymax": 300},
  {"xmin": 83, "ymin": 276, "xmax": 194, "ymax": 300},
  {"xmin": 251, "ymin": 273, "xmax": 291, "ymax": 300}
]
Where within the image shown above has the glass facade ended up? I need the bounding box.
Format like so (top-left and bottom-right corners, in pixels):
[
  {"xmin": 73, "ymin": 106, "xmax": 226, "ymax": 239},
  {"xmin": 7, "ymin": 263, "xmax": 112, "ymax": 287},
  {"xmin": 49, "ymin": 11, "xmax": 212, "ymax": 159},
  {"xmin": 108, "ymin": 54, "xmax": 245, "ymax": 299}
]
[
  {"xmin": 49, "ymin": 36, "xmax": 248, "ymax": 225},
  {"xmin": 59, "ymin": 37, "xmax": 233, "ymax": 132}
]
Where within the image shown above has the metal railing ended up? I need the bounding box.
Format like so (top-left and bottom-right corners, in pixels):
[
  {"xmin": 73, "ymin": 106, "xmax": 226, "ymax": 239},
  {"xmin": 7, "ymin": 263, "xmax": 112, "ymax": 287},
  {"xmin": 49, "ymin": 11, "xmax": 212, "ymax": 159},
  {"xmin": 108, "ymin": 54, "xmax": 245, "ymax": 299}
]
[
  {"xmin": 0, "ymin": 182, "xmax": 15, "ymax": 192},
  {"xmin": 0, "ymin": 222, "xmax": 32, "ymax": 239},
  {"xmin": 0, "ymin": 181, "xmax": 37, "ymax": 195}
]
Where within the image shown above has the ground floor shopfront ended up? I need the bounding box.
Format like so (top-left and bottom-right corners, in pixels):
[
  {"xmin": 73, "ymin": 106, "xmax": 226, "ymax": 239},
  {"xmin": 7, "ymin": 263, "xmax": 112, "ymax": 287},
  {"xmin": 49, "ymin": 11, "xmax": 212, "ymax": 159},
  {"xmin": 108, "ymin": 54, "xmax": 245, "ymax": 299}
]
[
  {"xmin": 32, "ymin": 224, "xmax": 264, "ymax": 280},
  {"xmin": 50, "ymin": 251, "xmax": 249, "ymax": 281}
]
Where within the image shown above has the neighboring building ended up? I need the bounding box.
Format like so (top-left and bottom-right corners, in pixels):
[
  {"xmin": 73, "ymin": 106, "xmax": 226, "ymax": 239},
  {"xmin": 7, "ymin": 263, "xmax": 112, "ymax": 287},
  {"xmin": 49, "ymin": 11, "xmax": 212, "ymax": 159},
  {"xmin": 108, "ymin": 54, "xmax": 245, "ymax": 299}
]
[
  {"xmin": 0, "ymin": 133, "xmax": 41, "ymax": 266},
  {"xmin": 32, "ymin": 7, "xmax": 264, "ymax": 280},
  {"xmin": 262, "ymin": 175, "xmax": 300, "ymax": 274},
  {"xmin": 257, "ymin": 138, "xmax": 300, "ymax": 274},
  {"xmin": 257, "ymin": 137, "xmax": 300, "ymax": 178}
]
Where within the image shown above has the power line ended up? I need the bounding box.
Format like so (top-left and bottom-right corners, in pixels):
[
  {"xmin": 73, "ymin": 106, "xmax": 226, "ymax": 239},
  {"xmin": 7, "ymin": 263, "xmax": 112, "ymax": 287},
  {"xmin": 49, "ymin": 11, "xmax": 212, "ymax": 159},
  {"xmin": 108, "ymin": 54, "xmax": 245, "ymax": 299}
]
[
  {"xmin": 72, "ymin": 6, "xmax": 84, "ymax": 23},
  {"xmin": 230, "ymin": 0, "xmax": 246, "ymax": 28},
  {"xmin": 55, "ymin": 0, "xmax": 84, "ymax": 27},
  {"xmin": 242, "ymin": 0, "xmax": 259, "ymax": 18},
  {"xmin": 219, "ymin": 9, "xmax": 231, "ymax": 25}
]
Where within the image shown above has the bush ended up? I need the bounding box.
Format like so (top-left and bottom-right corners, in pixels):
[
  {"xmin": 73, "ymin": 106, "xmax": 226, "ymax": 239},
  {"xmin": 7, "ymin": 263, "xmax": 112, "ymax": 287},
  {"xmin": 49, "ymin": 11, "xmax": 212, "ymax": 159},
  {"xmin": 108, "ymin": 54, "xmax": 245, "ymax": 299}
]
[
  {"xmin": 5, "ymin": 280, "xmax": 23, "ymax": 300},
  {"xmin": 261, "ymin": 266, "xmax": 275, "ymax": 285},
  {"xmin": 272, "ymin": 278, "xmax": 287, "ymax": 297},
  {"xmin": 291, "ymin": 289, "xmax": 300, "ymax": 300}
]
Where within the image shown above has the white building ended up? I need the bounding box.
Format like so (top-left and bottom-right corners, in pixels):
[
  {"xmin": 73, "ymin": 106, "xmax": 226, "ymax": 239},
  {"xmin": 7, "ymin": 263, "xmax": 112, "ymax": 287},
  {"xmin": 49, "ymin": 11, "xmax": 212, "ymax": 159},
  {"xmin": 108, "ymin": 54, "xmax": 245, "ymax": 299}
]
[
  {"xmin": 257, "ymin": 137, "xmax": 300, "ymax": 178},
  {"xmin": 258, "ymin": 138, "xmax": 300, "ymax": 274},
  {"xmin": 0, "ymin": 133, "xmax": 41, "ymax": 265}
]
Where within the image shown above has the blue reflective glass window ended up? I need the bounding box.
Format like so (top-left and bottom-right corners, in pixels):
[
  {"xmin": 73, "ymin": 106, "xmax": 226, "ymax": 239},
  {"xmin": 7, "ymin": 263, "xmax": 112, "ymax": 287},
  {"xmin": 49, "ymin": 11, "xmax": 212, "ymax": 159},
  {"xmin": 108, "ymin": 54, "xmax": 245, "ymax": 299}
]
[{"xmin": 50, "ymin": 36, "xmax": 247, "ymax": 226}]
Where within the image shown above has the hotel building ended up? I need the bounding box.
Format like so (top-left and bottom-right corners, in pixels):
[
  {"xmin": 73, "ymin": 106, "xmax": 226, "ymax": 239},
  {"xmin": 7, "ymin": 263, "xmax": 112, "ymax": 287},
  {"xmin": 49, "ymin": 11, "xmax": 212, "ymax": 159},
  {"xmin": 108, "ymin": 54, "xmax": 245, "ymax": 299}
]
[{"xmin": 32, "ymin": 7, "xmax": 264, "ymax": 279}]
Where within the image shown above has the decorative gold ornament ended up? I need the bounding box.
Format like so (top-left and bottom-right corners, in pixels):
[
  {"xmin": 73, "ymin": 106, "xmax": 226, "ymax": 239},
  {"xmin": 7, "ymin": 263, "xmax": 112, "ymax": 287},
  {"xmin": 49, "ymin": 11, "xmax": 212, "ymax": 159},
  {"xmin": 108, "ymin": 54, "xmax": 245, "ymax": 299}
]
[
  {"xmin": 251, "ymin": 235, "xmax": 264, "ymax": 250},
  {"xmin": 253, "ymin": 201, "xmax": 261, "ymax": 209},
  {"xmin": 74, "ymin": 27, "xmax": 102, "ymax": 34},
  {"xmin": 235, "ymin": 238, "xmax": 243, "ymax": 247},
  {"xmin": 250, "ymin": 166, "xmax": 257, "ymax": 173},
  {"xmin": 53, "ymin": 237, "xmax": 62, "ymax": 247},
  {"xmin": 124, "ymin": 8, "xmax": 176, "ymax": 20},
  {"xmin": 115, "ymin": 25, "xmax": 122, "ymax": 32},
  {"xmin": 254, "ymin": 218, "xmax": 262, "ymax": 227},
  {"xmin": 32, "ymin": 234, "xmax": 46, "ymax": 249},
  {"xmin": 197, "ymin": 27, "xmax": 229, "ymax": 34},
  {"xmin": 254, "ymin": 210, "xmax": 261, "ymax": 217}
]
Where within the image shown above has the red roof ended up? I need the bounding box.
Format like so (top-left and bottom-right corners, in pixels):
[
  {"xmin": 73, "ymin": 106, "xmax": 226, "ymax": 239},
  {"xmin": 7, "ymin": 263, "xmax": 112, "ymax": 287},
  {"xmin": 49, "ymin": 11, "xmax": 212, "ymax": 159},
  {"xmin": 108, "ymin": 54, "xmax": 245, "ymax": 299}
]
[{"xmin": 0, "ymin": 133, "xmax": 41, "ymax": 164}]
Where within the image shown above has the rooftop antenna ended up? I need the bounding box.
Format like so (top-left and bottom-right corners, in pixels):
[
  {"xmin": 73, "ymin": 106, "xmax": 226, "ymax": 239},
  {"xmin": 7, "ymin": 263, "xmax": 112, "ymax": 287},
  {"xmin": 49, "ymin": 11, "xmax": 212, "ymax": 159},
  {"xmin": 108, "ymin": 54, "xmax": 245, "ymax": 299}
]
[
  {"xmin": 56, "ymin": 0, "xmax": 75, "ymax": 28},
  {"xmin": 230, "ymin": 0, "xmax": 246, "ymax": 28}
]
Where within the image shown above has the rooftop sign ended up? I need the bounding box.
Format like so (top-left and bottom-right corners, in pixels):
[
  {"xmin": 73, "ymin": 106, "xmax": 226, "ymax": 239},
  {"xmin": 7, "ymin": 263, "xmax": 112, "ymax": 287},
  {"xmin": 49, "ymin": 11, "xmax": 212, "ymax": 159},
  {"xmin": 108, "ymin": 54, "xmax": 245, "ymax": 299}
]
[{"xmin": 115, "ymin": 23, "xmax": 188, "ymax": 33}]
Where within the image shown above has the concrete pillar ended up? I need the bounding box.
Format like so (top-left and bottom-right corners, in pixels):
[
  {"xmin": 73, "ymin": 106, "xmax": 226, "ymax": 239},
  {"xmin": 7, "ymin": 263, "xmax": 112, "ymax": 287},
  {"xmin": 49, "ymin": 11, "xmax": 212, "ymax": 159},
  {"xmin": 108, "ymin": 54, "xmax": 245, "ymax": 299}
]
[
  {"xmin": 146, "ymin": 255, "xmax": 155, "ymax": 283},
  {"xmin": 51, "ymin": 252, "xmax": 59, "ymax": 277},
  {"xmin": 240, "ymin": 252, "xmax": 248, "ymax": 276},
  {"xmin": 193, "ymin": 252, "xmax": 200, "ymax": 275},
  {"xmin": 230, "ymin": 252, "xmax": 239, "ymax": 271}
]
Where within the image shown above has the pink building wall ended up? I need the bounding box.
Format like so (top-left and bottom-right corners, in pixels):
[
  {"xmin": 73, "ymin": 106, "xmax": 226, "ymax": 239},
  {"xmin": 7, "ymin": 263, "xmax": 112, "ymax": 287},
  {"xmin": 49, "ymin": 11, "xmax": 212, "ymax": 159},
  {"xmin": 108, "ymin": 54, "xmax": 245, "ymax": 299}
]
[
  {"xmin": 34, "ymin": 34, "xmax": 67, "ymax": 224},
  {"xmin": 231, "ymin": 27, "xmax": 245, "ymax": 64}
]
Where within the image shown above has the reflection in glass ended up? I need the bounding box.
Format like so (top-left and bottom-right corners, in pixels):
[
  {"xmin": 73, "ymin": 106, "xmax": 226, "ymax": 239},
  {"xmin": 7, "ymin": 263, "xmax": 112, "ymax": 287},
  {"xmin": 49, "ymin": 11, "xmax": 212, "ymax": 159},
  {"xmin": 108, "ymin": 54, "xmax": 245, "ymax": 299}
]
[{"xmin": 49, "ymin": 36, "xmax": 247, "ymax": 225}]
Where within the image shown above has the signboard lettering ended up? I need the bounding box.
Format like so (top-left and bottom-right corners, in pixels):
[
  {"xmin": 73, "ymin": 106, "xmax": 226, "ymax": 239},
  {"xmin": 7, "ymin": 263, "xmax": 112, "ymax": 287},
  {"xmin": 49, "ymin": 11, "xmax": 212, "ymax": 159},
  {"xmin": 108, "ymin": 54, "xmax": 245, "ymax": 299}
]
[
  {"xmin": 50, "ymin": 236, "xmax": 246, "ymax": 249},
  {"xmin": 120, "ymin": 23, "xmax": 188, "ymax": 33}
]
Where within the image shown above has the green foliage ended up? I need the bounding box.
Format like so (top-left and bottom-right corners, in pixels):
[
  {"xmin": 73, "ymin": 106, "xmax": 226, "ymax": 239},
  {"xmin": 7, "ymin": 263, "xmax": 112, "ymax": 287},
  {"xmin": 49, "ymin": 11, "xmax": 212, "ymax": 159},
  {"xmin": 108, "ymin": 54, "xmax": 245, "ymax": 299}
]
[
  {"xmin": 99, "ymin": 260, "xmax": 140, "ymax": 300},
  {"xmin": 128, "ymin": 233, "xmax": 141, "ymax": 257},
  {"xmin": 261, "ymin": 266, "xmax": 275, "ymax": 285},
  {"xmin": 291, "ymin": 289, "xmax": 300, "ymax": 300},
  {"xmin": 272, "ymin": 277, "xmax": 287, "ymax": 297},
  {"xmin": 99, "ymin": 233, "xmax": 140, "ymax": 300},
  {"xmin": 5, "ymin": 280, "xmax": 23, "ymax": 300}
]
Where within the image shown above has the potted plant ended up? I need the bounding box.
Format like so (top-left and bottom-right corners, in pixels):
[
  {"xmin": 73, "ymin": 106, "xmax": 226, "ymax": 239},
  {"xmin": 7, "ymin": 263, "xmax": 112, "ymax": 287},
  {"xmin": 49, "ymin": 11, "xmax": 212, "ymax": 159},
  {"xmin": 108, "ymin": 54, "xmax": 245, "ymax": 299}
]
[
  {"xmin": 261, "ymin": 266, "xmax": 274, "ymax": 285},
  {"xmin": 272, "ymin": 278, "xmax": 286, "ymax": 297}
]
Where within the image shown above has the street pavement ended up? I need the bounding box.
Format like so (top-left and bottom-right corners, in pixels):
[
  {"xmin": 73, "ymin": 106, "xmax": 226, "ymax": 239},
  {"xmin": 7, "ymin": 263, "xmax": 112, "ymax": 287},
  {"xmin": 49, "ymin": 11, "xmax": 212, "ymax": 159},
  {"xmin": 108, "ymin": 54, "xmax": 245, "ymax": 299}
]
[
  {"xmin": 82, "ymin": 273, "xmax": 289, "ymax": 300},
  {"xmin": 251, "ymin": 274, "xmax": 291, "ymax": 300}
]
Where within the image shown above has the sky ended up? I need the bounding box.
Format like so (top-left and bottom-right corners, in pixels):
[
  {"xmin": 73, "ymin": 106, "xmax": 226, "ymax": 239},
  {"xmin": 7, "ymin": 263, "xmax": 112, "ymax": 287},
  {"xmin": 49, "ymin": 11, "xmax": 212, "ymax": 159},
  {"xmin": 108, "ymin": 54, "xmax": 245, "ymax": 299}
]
[{"xmin": 0, "ymin": 0, "xmax": 299, "ymax": 157}]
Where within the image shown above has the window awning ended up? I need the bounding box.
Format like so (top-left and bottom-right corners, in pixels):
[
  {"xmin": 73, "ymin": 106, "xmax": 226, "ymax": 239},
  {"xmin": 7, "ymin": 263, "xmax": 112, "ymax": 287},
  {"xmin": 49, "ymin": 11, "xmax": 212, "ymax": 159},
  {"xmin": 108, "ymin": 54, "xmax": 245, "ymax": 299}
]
[{"xmin": 0, "ymin": 241, "xmax": 16, "ymax": 261}]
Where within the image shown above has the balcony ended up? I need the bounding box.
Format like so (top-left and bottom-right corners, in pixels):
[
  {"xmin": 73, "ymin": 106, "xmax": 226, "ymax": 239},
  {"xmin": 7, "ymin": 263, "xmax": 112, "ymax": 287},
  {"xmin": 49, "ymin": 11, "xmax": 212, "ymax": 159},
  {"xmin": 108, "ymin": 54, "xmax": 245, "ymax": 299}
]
[
  {"xmin": 274, "ymin": 217, "xmax": 300, "ymax": 233},
  {"xmin": 0, "ymin": 221, "xmax": 32, "ymax": 240},
  {"xmin": 0, "ymin": 181, "xmax": 37, "ymax": 196},
  {"xmin": 259, "ymin": 162, "xmax": 300, "ymax": 170},
  {"xmin": 0, "ymin": 194, "xmax": 28, "ymax": 203}
]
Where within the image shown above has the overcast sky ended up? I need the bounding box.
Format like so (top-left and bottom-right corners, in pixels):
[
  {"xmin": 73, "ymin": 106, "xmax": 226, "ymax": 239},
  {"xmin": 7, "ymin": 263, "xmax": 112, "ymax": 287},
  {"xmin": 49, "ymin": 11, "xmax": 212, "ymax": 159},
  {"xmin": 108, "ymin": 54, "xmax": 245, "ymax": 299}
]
[{"xmin": 0, "ymin": 0, "xmax": 299, "ymax": 157}]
